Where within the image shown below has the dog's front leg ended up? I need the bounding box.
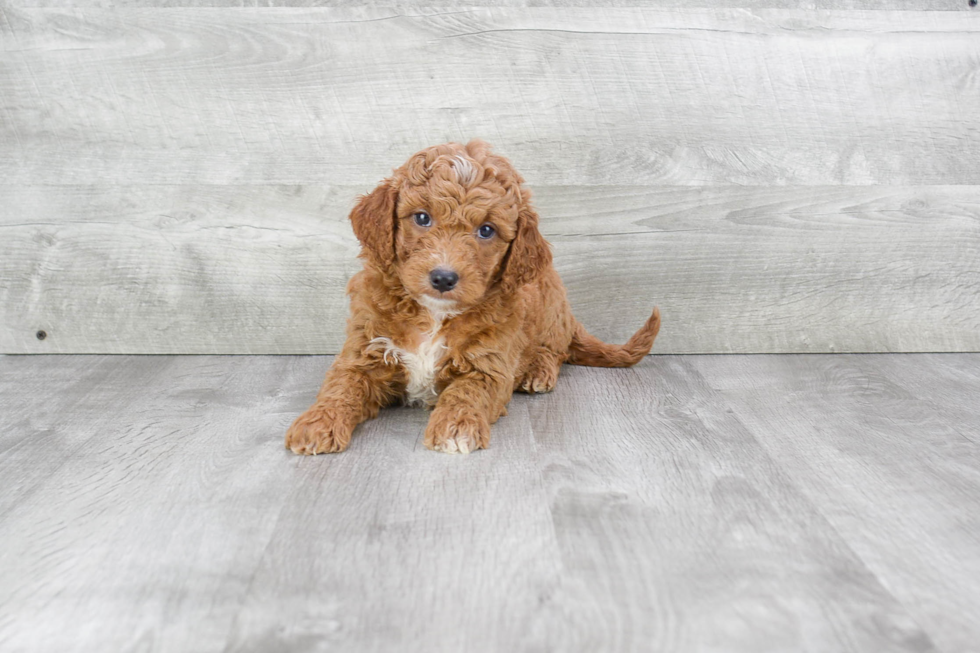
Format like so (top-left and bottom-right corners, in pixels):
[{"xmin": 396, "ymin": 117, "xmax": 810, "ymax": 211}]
[
  {"xmin": 424, "ymin": 372, "xmax": 509, "ymax": 454},
  {"xmin": 285, "ymin": 357, "xmax": 393, "ymax": 455}
]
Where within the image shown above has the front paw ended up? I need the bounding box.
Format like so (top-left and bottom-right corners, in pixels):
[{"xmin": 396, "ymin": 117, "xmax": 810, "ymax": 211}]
[
  {"xmin": 424, "ymin": 408, "xmax": 490, "ymax": 454},
  {"xmin": 285, "ymin": 404, "xmax": 354, "ymax": 455}
]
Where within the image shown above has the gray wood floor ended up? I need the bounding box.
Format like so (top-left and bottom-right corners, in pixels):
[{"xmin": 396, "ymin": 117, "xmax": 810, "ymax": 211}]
[{"xmin": 0, "ymin": 353, "xmax": 978, "ymax": 652}]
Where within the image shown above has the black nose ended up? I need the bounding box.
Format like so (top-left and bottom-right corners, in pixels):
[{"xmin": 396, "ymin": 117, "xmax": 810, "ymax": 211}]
[{"xmin": 429, "ymin": 268, "xmax": 459, "ymax": 292}]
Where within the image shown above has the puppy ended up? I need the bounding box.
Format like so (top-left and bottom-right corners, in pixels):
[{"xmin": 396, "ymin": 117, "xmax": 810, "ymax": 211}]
[{"xmin": 286, "ymin": 140, "xmax": 660, "ymax": 454}]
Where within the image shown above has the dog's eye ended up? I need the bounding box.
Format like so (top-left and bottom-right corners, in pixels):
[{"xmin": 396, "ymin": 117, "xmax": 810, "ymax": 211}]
[
  {"xmin": 477, "ymin": 223, "xmax": 496, "ymax": 239},
  {"xmin": 413, "ymin": 212, "xmax": 432, "ymax": 227}
]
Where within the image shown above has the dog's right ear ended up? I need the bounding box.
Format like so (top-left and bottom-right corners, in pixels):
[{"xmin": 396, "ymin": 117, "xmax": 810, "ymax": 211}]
[{"xmin": 350, "ymin": 178, "xmax": 399, "ymax": 269}]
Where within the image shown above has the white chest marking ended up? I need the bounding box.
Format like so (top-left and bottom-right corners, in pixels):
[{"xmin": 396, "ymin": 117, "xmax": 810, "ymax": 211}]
[{"xmin": 370, "ymin": 297, "xmax": 462, "ymax": 407}]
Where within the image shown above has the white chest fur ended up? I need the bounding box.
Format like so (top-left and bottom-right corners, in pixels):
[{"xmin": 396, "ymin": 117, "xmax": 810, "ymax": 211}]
[
  {"xmin": 370, "ymin": 297, "xmax": 460, "ymax": 407},
  {"xmin": 370, "ymin": 332, "xmax": 446, "ymax": 407}
]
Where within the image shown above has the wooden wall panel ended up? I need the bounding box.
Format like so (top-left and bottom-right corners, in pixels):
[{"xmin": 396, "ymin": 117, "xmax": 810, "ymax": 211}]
[
  {"xmin": 2, "ymin": 6, "xmax": 978, "ymax": 353},
  {"xmin": 2, "ymin": 9, "xmax": 979, "ymax": 187},
  {"xmin": 1, "ymin": 1, "xmax": 971, "ymax": 11},
  {"xmin": 4, "ymin": 184, "xmax": 977, "ymax": 353}
]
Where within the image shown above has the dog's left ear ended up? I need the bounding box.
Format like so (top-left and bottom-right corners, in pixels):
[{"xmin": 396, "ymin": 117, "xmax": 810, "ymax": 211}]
[
  {"xmin": 350, "ymin": 178, "xmax": 399, "ymax": 269},
  {"xmin": 499, "ymin": 202, "xmax": 552, "ymax": 294}
]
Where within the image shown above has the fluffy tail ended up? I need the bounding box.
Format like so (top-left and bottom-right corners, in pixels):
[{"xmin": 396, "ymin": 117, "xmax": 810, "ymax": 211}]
[{"xmin": 567, "ymin": 307, "xmax": 661, "ymax": 368}]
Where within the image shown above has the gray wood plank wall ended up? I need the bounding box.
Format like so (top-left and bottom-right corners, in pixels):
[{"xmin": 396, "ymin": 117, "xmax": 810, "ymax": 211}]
[{"xmin": 2, "ymin": 5, "xmax": 978, "ymax": 353}]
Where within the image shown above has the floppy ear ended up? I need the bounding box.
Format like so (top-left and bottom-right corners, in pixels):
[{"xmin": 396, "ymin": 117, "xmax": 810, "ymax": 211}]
[
  {"xmin": 349, "ymin": 178, "xmax": 399, "ymax": 268},
  {"xmin": 499, "ymin": 203, "xmax": 552, "ymax": 294}
]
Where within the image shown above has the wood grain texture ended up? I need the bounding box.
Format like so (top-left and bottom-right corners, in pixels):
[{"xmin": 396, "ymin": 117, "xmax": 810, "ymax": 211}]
[
  {"xmin": 225, "ymin": 399, "xmax": 563, "ymax": 653},
  {"xmin": 5, "ymin": 354, "xmax": 976, "ymax": 651},
  {"xmin": 524, "ymin": 359, "xmax": 936, "ymax": 652},
  {"xmin": 0, "ymin": 355, "xmax": 314, "ymax": 652},
  {"xmin": 869, "ymin": 354, "xmax": 980, "ymax": 442},
  {"xmin": 0, "ymin": 355, "xmax": 174, "ymax": 519},
  {"xmin": 2, "ymin": 1, "xmax": 971, "ymax": 9},
  {"xmin": 2, "ymin": 8, "xmax": 979, "ymax": 186},
  {"xmin": 0, "ymin": 184, "xmax": 363, "ymax": 355},
  {"xmin": 3, "ymin": 184, "xmax": 978, "ymax": 354},
  {"xmin": 694, "ymin": 354, "xmax": 980, "ymax": 653},
  {"xmin": 2, "ymin": 7, "xmax": 978, "ymax": 354}
]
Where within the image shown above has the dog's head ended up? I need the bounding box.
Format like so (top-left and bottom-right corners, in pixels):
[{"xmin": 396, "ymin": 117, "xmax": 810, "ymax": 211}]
[{"xmin": 349, "ymin": 139, "xmax": 552, "ymax": 312}]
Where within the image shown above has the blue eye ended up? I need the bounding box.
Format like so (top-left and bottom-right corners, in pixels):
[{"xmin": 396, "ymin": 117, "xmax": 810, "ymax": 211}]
[
  {"xmin": 477, "ymin": 223, "xmax": 496, "ymax": 239},
  {"xmin": 413, "ymin": 212, "xmax": 432, "ymax": 227}
]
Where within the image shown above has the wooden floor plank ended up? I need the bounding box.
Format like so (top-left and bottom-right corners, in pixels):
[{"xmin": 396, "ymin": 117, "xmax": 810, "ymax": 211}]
[
  {"xmin": 1, "ymin": 354, "xmax": 975, "ymax": 651},
  {"xmin": 694, "ymin": 353, "xmax": 980, "ymax": 653},
  {"xmin": 224, "ymin": 390, "xmax": 563, "ymax": 653},
  {"xmin": 0, "ymin": 355, "xmax": 176, "ymax": 520},
  {"xmin": 0, "ymin": 355, "xmax": 322, "ymax": 653},
  {"xmin": 525, "ymin": 358, "xmax": 936, "ymax": 652},
  {"xmin": 867, "ymin": 354, "xmax": 980, "ymax": 445}
]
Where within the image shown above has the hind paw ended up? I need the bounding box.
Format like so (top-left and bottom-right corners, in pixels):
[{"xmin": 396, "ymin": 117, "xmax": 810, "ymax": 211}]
[{"xmin": 518, "ymin": 362, "xmax": 560, "ymax": 394}]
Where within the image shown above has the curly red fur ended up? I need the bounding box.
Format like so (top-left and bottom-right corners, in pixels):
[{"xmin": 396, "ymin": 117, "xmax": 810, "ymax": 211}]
[{"xmin": 286, "ymin": 140, "xmax": 660, "ymax": 454}]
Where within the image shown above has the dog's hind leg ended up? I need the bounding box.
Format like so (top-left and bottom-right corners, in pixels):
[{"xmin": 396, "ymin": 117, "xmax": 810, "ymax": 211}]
[{"xmin": 517, "ymin": 347, "xmax": 563, "ymax": 394}]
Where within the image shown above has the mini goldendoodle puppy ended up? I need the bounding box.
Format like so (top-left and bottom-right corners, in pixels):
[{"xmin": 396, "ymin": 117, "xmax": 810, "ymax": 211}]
[{"xmin": 286, "ymin": 139, "xmax": 660, "ymax": 454}]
